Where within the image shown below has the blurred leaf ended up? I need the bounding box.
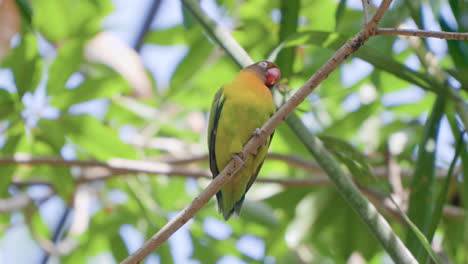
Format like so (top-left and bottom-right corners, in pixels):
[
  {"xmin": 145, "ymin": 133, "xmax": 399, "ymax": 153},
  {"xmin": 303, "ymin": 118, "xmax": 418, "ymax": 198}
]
[
  {"xmin": 394, "ymin": 201, "xmax": 443, "ymax": 264},
  {"xmin": 320, "ymin": 135, "xmax": 373, "ymax": 182},
  {"xmin": 145, "ymin": 25, "xmax": 199, "ymax": 46},
  {"xmin": 0, "ymin": 133, "xmax": 24, "ymax": 197},
  {"xmin": 170, "ymin": 57, "xmax": 236, "ymax": 109},
  {"xmin": 406, "ymin": 95, "xmax": 445, "ymax": 260},
  {"xmin": 427, "ymin": 132, "xmax": 464, "ymax": 245},
  {"xmin": 30, "ymin": 209, "xmax": 51, "ymax": 240},
  {"xmin": 323, "ymin": 102, "xmax": 380, "ymax": 139},
  {"xmin": 167, "ymin": 35, "xmax": 213, "ymax": 98},
  {"xmin": 309, "ymin": 188, "xmax": 381, "ymax": 261},
  {"xmin": 277, "ymin": 0, "xmax": 300, "ymax": 78},
  {"xmin": 388, "ymin": 93, "xmax": 435, "ymax": 118},
  {"xmin": 61, "ymin": 114, "xmax": 137, "ymax": 160},
  {"xmin": 1, "ymin": 32, "xmax": 42, "ymax": 96},
  {"xmin": 47, "ymin": 39, "xmax": 85, "ymax": 95},
  {"xmin": 334, "ymin": 0, "xmax": 347, "ymax": 29},
  {"xmin": 51, "ymin": 74, "xmax": 130, "ymax": 110},
  {"xmin": 35, "ymin": 120, "xmax": 66, "ymax": 152},
  {"xmin": 462, "ymin": 138, "xmax": 468, "ymax": 260},
  {"xmin": 241, "ymin": 200, "xmax": 280, "ymax": 227},
  {"xmin": 0, "ymin": 89, "xmax": 16, "ymax": 119},
  {"xmin": 440, "ymin": 17, "xmax": 468, "ymax": 86},
  {"xmin": 110, "ymin": 232, "xmax": 128, "ymax": 262},
  {"xmin": 32, "ymin": 0, "xmax": 112, "ymax": 43},
  {"xmin": 15, "ymin": 0, "xmax": 33, "ymax": 25},
  {"xmin": 182, "ymin": 3, "xmax": 196, "ymax": 30}
]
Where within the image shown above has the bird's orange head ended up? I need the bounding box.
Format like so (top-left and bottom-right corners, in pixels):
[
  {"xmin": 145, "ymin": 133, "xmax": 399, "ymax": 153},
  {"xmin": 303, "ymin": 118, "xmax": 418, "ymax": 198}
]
[{"xmin": 242, "ymin": 61, "xmax": 281, "ymax": 89}]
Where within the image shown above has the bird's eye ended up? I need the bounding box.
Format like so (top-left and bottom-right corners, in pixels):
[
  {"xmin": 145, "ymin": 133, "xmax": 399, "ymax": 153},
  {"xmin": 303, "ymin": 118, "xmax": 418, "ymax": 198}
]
[{"xmin": 258, "ymin": 62, "xmax": 268, "ymax": 68}]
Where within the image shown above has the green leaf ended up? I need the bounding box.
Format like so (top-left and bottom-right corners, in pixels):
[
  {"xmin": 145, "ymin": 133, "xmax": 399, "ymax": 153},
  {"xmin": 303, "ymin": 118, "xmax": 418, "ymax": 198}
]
[
  {"xmin": 30, "ymin": 209, "xmax": 51, "ymax": 240},
  {"xmin": 319, "ymin": 135, "xmax": 373, "ymax": 183},
  {"xmin": 335, "ymin": 0, "xmax": 348, "ymax": 30},
  {"xmin": 406, "ymin": 95, "xmax": 445, "ymax": 261},
  {"xmin": 167, "ymin": 35, "xmax": 214, "ymax": 98},
  {"xmin": 144, "ymin": 25, "xmax": 199, "ymax": 46},
  {"xmin": 462, "ymin": 136, "xmax": 468, "ymax": 258},
  {"xmin": 240, "ymin": 200, "xmax": 280, "ymax": 227},
  {"xmin": 61, "ymin": 114, "xmax": 137, "ymax": 160},
  {"xmin": 32, "ymin": 0, "xmax": 113, "ymax": 43},
  {"xmin": 427, "ymin": 131, "xmax": 464, "ymax": 245},
  {"xmin": 1, "ymin": 32, "xmax": 43, "ymax": 96},
  {"xmin": 277, "ymin": 0, "xmax": 300, "ymax": 78},
  {"xmin": 0, "ymin": 90, "xmax": 16, "ymax": 119},
  {"xmin": 323, "ymin": 102, "xmax": 381, "ymax": 140},
  {"xmin": 440, "ymin": 17, "xmax": 468, "ymax": 86},
  {"xmin": 110, "ymin": 233, "xmax": 128, "ymax": 262},
  {"xmin": 308, "ymin": 188, "xmax": 381, "ymax": 260},
  {"xmin": 15, "ymin": 0, "xmax": 33, "ymax": 25},
  {"xmin": 51, "ymin": 74, "xmax": 130, "ymax": 110},
  {"xmin": 47, "ymin": 39, "xmax": 85, "ymax": 95},
  {"xmin": 393, "ymin": 202, "xmax": 443, "ymax": 264},
  {"xmin": 0, "ymin": 132, "xmax": 25, "ymax": 197}
]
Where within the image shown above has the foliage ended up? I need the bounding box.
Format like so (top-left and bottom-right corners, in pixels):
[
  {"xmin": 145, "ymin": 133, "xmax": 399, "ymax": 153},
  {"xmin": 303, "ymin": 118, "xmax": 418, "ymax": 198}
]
[{"xmin": 0, "ymin": 0, "xmax": 467, "ymax": 263}]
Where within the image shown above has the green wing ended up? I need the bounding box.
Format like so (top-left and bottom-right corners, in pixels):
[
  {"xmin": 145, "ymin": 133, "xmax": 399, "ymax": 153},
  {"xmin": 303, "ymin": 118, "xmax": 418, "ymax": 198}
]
[
  {"xmin": 207, "ymin": 87, "xmax": 227, "ymax": 213},
  {"xmin": 208, "ymin": 87, "xmax": 225, "ymax": 177}
]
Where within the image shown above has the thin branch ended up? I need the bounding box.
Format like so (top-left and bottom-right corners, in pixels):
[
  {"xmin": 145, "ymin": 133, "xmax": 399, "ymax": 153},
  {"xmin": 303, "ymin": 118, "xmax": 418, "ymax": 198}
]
[
  {"xmin": 5, "ymin": 155, "xmax": 328, "ymax": 187},
  {"xmin": 133, "ymin": 0, "xmax": 162, "ymax": 52},
  {"xmin": 9, "ymin": 155, "xmax": 463, "ymax": 223},
  {"xmin": 24, "ymin": 204, "xmax": 77, "ymax": 257},
  {"xmin": 361, "ymin": 0, "xmax": 371, "ymax": 24},
  {"xmin": 0, "ymin": 190, "xmax": 54, "ymax": 212},
  {"xmin": 0, "ymin": 193, "xmax": 31, "ymax": 212},
  {"xmin": 40, "ymin": 208, "xmax": 72, "ymax": 264},
  {"xmin": 181, "ymin": 0, "xmax": 253, "ymax": 68},
  {"xmin": 377, "ymin": 28, "xmax": 468, "ymax": 40},
  {"xmin": 5, "ymin": 154, "xmax": 451, "ymax": 187},
  {"xmin": 163, "ymin": 153, "xmax": 324, "ymax": 174}
]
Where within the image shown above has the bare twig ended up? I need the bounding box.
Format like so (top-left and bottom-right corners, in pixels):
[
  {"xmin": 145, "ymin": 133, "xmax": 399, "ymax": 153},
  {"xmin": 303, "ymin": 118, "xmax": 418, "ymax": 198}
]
[
  {"xmin": 24, "ymin": 204, "xmax": 78, "ymax": 258},
  {"xmin": 0, "ymin": 190, "xmax": 54, "ymax": 212},
  {"xmin": 5, "ymin": 154, "xmax": 450, "ymax": 186},
  {"xmin": 0, "ymin": 193, "xmax": 31, "ymax": 212},
  {"xmin": 377, "ymin": 28, "xmax": 468, "ymax": 40},
  {"xmin": 7, "ymin": 155, "xmax": 463, "ymax": 223},
  {"xmin": 134, "ymin": 0, "xmax": 162, "ymax": 52},
  {"xmin": 361, "ymin": 0, "xmax": 371, "ymax": 23},
  {"xmin": 385, "ymin": 150, "xmax": 408, "ymax": 211}
]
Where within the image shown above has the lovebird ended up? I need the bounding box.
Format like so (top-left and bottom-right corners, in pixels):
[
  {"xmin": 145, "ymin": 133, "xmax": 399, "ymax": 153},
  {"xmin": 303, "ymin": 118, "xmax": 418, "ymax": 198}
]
[{"xmin": 208, "ymin": 61, "xmax": 281, "ymax": 220}]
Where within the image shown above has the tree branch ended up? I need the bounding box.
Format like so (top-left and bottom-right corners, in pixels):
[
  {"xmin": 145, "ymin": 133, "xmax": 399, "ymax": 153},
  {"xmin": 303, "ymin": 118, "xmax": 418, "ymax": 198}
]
[
  {"xmin": 5, "ymin": 155, "xmax": 450, "ymax": 186},
  {"xmin": 377, "ymin": 28, "xmax": 468, "ymax": 40},
  {"xmin": 133, "ymin": 0, "xmax": 162, "ymax": 52},
  {"xmin": 361, "ymin": 0, "xmax": 372, "ymax": 24}
]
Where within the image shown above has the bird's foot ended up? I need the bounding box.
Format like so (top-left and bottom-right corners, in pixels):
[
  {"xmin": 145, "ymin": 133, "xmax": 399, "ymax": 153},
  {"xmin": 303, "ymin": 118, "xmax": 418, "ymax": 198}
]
[
  {"xmin": 232, "ymin": 153, "xmax": 246, "ymax": 168},
  {"xmin": 253, "ymin": 128, "xmax": 263, "ymax": 137},
  {"xmin": 253, "ymin": 128, "xmax": 268, "ymax": 146}
]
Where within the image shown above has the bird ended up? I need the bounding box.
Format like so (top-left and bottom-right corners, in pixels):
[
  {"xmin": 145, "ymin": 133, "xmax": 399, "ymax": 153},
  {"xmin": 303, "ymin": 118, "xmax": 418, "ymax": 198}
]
[{"xmin": 207, "ymin": 61, "xmax": 281, "ymax": 220}]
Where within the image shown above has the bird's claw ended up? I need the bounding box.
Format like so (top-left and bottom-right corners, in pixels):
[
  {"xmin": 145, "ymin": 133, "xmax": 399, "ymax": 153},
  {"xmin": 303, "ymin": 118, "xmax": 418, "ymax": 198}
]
[
  {"xmin": 233, "ymin": 153, "xmax": 246, "ymax": 168},
  {"xmin": 253, "ymin": 128, "xmax": 263, "ymax": 137},
  {"xmin": 253, "ymin": 128, "xmax": 268, "ymax": 146}
]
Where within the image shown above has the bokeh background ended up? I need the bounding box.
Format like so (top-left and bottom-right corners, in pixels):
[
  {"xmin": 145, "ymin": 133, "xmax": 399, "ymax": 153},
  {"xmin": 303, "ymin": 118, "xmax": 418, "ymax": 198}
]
[{"xmin": 0, "ymin": 0, "xmax": 466, "ymax": 263}]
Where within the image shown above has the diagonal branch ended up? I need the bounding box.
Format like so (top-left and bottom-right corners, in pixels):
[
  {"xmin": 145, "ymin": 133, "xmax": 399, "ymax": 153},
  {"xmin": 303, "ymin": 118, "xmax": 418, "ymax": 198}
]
[{"xmin": 377, "ymin": 28, "xmax": 468, "ymax": 40}]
